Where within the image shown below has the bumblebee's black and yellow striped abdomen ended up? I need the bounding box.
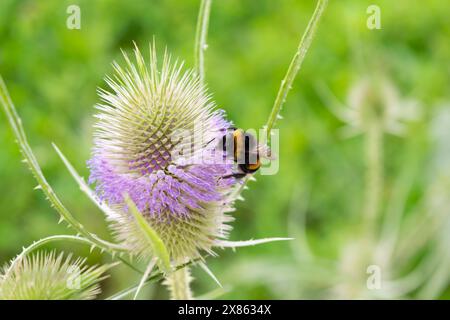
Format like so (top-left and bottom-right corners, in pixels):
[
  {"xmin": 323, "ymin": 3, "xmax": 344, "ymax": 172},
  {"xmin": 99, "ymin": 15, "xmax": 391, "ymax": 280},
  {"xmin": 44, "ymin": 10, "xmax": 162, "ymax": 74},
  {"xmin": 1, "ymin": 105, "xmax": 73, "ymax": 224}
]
[{"xmin": 222, "ymin": 128, "xmax": 261, "ymax": 177}]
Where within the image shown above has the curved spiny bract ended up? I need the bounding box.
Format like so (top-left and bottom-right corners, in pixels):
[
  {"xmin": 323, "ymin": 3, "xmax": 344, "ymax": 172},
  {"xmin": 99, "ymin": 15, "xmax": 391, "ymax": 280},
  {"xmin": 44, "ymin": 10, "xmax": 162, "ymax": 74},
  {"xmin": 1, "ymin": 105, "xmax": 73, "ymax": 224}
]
[{"xmin": 0, "ymin": 251, "xmax": 109, "ymax": 300}]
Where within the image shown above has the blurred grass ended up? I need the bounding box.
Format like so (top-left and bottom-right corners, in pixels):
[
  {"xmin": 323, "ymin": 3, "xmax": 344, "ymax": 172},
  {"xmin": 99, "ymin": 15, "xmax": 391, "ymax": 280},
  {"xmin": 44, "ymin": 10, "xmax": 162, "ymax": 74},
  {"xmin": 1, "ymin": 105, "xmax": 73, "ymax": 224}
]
[{"xmin": 0, "ymin": 0, "xmax": 449, "ymax": 299}]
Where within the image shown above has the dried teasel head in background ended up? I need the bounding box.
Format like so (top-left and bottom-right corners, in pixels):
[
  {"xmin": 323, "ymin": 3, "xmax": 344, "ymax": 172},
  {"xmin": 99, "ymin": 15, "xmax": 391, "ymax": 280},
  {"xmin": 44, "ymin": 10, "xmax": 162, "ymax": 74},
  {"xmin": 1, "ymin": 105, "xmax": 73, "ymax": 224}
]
[{"xmin": 319, "ymin": 76, "xmax": 421, "ymax": 137}]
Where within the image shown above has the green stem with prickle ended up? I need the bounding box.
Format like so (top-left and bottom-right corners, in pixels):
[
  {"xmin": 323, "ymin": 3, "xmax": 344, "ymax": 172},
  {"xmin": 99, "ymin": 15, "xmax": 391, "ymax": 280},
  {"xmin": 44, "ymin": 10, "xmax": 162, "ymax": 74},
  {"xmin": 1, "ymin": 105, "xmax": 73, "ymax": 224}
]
[
  {"xmin": 194, "ymin": 0, "xmax": 212, "ymax": 84},
  {"xmin": 0, "ymin": 76, "xmax": 126, "ymax": 254},
  {"xmin": 363, "ymin": 121, "xmax": 383, "ymax": 234},
  {"xmin": 265, "ymin": 0, "xmax": 328, "ymax": 142}
]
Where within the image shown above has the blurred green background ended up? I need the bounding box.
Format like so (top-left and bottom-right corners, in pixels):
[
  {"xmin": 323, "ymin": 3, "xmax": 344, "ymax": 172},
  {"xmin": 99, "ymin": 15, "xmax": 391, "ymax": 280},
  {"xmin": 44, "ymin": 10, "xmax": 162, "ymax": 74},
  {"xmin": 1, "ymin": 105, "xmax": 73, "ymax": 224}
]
[{"xmin": 0, "ymin": 0, "xmax": 449, "ymax": 299}]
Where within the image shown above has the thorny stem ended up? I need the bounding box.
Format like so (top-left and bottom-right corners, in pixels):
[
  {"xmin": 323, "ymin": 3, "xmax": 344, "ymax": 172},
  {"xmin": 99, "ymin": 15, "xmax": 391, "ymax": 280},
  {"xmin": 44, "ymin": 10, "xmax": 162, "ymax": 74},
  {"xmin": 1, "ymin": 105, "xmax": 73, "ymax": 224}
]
[
  {"xmin": 265, "ymin": 0, "xmax": 328, "ymax": 142},
  {"xmin": 165, "ymin": 266, "xmax": 193, "ymax": 300},
  {"xmin": 237, "ymin": 0, "xmax": 328, "ymax": 194},
  {"xmin": 107, "ymin": 259, "xmax": 198, "ymax": 300},
  {"xmin": 194, "ymin": 0, "xmax": 212, "ymax": 84},
  {"xmin": 0, "ymin": 76, "xmax": 127, "ymax": 254},
  {"xmin": 4, "ymin": 235, "xmax": 93, "ymax": 277},
  {"xmin": 3, "ymin": 234, "xmax": 137, "ymax": 278}
]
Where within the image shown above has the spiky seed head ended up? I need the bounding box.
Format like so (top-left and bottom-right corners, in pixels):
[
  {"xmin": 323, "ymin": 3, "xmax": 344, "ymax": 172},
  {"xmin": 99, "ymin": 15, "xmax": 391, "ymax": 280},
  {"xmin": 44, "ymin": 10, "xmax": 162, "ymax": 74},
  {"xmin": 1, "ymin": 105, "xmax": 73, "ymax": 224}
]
[
  {"xmin": 88, "ymin": 43, "xmax": 238, "ymax": 262},
  {"xmin": 0, "ymin": 251, "xmax": 110, "ymax": 300}
]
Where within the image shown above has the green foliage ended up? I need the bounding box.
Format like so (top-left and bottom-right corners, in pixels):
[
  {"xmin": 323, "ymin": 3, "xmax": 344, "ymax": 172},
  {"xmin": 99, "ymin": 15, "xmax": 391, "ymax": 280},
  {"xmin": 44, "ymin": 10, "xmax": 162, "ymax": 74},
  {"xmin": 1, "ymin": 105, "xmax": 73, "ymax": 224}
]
[
  {"xmin": 0, "ymin": 0, "xmax": 449, "ymax": 299},
  {"xmin": 125, "ymin": 195, "xmax": 171, "ymax": 273}
]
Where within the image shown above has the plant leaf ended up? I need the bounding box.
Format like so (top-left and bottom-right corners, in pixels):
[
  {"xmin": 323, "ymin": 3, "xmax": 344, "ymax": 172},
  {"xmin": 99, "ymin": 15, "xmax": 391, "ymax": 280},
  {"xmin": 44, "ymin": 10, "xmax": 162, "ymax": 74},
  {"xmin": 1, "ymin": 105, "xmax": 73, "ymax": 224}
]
[
  {"xmin": 124, "ymin": 194, "xmax": 171, "ymax": 273},
  {"xmin": 214, "ymin": 237, "xmax": 293, "ymax": 248},
  {"xmin": 198, "ymin": 262, "xmax": 222, "ymax": 288},
  {"xmin": 133, "ymin": 258, "xmax": 157, "ymax": 300}
]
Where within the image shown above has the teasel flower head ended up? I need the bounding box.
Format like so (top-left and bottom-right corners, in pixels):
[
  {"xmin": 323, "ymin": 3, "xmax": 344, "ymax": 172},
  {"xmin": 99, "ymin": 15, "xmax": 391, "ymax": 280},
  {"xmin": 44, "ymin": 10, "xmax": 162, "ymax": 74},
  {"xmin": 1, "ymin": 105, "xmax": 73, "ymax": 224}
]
[
  {"xmin": 322, "ymin": 76, "xmax": 420, "ymax": 137},
  {"xmin": 349, "ymin": 77, "xmax": 420, "ymax": 134},
  {"xmin": 0, "ymin": 251, "xmax": 110, "ymax": 300},
  {"xmin": 88, "ymin": 43, "xmax": 238, "ymax": 262}
]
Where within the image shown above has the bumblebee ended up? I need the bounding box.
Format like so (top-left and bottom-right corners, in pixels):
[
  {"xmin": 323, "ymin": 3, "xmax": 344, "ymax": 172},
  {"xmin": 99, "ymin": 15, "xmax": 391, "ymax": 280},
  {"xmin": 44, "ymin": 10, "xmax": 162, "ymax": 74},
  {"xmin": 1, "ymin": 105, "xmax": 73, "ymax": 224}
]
[{"xmin": 221, "ymin": 127, "xmax": 270, "ymax": 179}]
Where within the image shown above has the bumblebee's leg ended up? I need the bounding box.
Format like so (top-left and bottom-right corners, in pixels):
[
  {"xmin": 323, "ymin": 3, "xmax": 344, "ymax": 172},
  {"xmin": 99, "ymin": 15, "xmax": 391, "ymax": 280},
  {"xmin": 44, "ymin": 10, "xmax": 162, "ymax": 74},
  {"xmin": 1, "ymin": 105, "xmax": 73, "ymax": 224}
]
[
  {"xmin": 204, "ymin": 137, "xmax": 216, "ymax": 147},
  {"xmin": 221, "ymin": 173, "xmax": 248, "ymax": 180}
]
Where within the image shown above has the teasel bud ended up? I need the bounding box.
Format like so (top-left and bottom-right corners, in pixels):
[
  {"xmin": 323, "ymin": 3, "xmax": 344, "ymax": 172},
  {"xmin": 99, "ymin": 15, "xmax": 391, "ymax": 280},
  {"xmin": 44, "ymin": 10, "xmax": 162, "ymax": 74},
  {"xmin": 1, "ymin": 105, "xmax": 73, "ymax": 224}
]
[
  {"xmin": 88, "ymin": 43, "xmax": 237, "ymax": 263},
  {"xmin": 0, "ymin": 251, "xmax": 110, "ymax": 300}
]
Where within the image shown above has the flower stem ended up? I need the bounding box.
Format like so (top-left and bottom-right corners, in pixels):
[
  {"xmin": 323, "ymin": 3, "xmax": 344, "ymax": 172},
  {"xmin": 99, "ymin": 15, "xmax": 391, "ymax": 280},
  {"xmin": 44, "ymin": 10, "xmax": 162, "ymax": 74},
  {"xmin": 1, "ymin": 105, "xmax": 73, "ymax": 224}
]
[
  {"xmin": 165, "ymin": 266, "xmax": 193, "ymax": 300},
  {"xmin": 234, "ymin": 0, "xmax": 328, "ymax": 195},
  {"xmin": 194, "ymin": 0, "xmax": 212, "ymax": 84},
  {"xmin": 363, "ymin": 121, "xmax": 383, "ymax": 233},
  {"xmin": 4, "ymin": 234, "xmax": 141, "ymax": 277},
  {"xmin": 107, "ymin": 259, "xmax": 198, "ymax": 300},
  {"xmin": 265, "ymin": 0, "xmax": 328, "ymax": 141},
  {"xmin": 4, "ymin": 235, "xmax": 92, "ymax": 277},
  {"xmin": 0, "ymin": 75, "xmax": 127, "ymax": 254}
]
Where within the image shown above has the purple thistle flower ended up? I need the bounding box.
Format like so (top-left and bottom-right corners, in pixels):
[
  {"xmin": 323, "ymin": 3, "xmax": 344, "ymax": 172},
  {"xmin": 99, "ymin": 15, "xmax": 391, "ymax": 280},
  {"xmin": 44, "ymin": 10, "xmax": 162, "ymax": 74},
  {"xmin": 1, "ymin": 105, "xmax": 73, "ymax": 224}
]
[{"xmin": 88, "ymin": 44, "xmax": 238, "ymax": 261}]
